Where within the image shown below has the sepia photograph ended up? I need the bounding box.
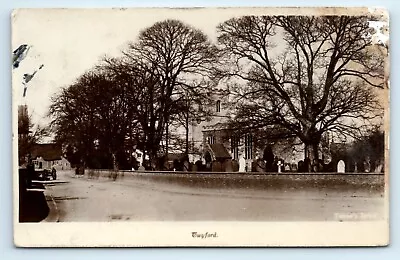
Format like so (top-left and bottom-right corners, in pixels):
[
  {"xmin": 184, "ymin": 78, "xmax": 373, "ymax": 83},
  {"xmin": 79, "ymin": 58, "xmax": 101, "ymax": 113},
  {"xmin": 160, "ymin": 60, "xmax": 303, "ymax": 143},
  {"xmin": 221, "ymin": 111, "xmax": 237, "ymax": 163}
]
[{"xmin": 12, "ymin": 7, "xmax": 389, "ymax": 247}]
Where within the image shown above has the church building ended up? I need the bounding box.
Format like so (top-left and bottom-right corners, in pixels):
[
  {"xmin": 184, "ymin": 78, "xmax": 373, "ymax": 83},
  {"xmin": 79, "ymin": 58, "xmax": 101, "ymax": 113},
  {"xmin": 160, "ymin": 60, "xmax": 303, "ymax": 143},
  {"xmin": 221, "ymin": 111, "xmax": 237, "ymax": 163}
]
[{"xmin": 187, "ymin": 88, "xmax": 305, "ymax": 172}]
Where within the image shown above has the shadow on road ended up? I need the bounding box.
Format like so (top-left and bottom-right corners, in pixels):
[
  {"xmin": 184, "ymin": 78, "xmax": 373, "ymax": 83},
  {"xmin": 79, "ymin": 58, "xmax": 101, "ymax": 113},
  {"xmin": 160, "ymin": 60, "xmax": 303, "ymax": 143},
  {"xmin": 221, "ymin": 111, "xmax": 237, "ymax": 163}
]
[
  {"xmin": 19, "ymin": 168, "xmax": 50, "ymax": 222},
  {"xmin": 19, "ymin": 189, "xmax": 49, "ymax": 222}
]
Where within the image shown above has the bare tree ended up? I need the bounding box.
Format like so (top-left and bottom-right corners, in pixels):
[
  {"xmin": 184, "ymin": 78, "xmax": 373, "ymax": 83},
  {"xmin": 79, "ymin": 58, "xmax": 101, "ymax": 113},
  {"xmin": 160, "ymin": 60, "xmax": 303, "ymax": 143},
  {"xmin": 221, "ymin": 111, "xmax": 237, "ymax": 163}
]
[
  {"xmin": 49, "ymin": 71, "xmax": 104, "ymax": 169},
  {"xmin": 100, "ymin": 56, "xmax": 162, "ymax": 165},
  {"xmin": 170, "ymin": 81, "xmax": 214, "ymax": 155},
  {"xmin": 49, "ymin": 20, "xmax": 218, "ymax": 169},
  {"xmin": 217, "ymin": 15, "xmax": 387, "ymax": 164},
  {"xmin": 49, "ymin": 66, "xmax": 142, "ymax": 170},
  {"xmin": 124, "ymin": 19, "xmax": 219, "ymax": 160},
  {"xmin": 18, "ymin": 106, "xmax": 49, "ymax": 166}
]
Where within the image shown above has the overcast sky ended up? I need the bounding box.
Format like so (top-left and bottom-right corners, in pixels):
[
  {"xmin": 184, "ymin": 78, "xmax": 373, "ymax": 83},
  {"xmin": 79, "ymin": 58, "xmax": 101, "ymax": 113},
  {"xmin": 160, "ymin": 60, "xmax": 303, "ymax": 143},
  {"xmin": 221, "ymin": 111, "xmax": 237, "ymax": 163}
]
[
  {"xmin": 12, "ymin": 8, "xmax": 388, "ymax": 132},
  {"xmin": 12, "ymin": 8, "xmax": 235, "ymax": 127}
]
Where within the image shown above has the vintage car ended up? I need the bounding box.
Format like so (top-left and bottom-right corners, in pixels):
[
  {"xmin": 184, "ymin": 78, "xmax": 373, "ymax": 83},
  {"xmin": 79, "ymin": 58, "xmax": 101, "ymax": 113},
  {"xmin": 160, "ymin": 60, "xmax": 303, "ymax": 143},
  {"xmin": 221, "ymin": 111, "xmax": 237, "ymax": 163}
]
[{"xmin": 35, "ymin": 167, "xmax": 57, "ymax": 181}]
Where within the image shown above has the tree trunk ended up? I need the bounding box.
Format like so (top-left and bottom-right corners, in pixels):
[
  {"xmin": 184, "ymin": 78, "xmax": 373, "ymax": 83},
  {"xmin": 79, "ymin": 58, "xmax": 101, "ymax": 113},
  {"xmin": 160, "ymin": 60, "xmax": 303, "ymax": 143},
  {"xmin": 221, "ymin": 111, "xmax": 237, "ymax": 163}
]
[
  {"xmin": 111, "ymin": 152, "xmax": 119, "ymax": 180},
  {"xmin": 142, "ymin": 149, "xmax": 146, "ymax": 168},
  {"xmin": 185, "ymin": 113, "xmax": 189, "ymax": 155},
  {"xmin": 304, "ymin": 142, "xmax": 319, "ymax": 172},
  {"xmin": 165, "ymin": 121, "xmax": 169, "ymax": 157},
  {"xmin": 112, "ymin": 152, "xmax": 119, "ymax": 171}
]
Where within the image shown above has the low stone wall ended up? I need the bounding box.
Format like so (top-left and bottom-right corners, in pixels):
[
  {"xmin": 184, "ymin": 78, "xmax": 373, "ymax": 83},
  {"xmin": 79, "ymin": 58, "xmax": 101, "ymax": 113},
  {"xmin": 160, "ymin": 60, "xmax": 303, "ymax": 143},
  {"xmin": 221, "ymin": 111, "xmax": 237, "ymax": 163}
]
[
  {"xmin": 136, "ymin": 172, "xmax": 384, "ymax": 191},
  {"xmin": 80, "ymin": 169, "xmax": 385, "ymax": 192}
]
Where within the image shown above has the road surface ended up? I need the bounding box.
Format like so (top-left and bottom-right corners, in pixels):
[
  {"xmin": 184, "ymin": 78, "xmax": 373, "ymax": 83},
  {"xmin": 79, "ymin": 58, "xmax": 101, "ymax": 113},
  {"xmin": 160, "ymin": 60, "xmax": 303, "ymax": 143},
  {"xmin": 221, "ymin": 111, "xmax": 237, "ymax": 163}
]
[{"xmin": 43, "ymin": 170, "xmax": 385, "ymax": 222}]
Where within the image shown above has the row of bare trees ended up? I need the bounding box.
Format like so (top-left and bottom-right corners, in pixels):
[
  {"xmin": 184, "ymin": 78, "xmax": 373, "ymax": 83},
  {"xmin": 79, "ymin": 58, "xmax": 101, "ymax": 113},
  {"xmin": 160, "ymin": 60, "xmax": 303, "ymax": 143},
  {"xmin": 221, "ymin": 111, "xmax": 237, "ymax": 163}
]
[
  {"xmin": 49, "ymin": 20, "xmax": 218, "ymax": 170},
  {"xmin": 48, "ymin": 15, "xmax": 387, "ymax": 170}
]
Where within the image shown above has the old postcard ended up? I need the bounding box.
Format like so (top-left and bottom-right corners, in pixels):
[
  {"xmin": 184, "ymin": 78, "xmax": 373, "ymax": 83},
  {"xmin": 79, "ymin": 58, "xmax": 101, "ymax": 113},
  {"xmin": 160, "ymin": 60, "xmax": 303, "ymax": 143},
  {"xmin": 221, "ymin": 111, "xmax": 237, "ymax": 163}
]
[{"xmin": 12, "ymin": 7, "xmax": 389, "ymax": 247}]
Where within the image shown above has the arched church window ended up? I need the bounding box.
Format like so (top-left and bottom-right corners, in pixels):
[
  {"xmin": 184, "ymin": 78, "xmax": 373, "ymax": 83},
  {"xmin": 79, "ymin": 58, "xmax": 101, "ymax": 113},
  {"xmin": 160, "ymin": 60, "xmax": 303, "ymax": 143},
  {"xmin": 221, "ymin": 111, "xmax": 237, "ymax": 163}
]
[
  {"xmin": 244, "ymin": 134, "xmax": 253, "ymax": 159},
  {"xmin": 207, "ymin": 135, "xmax": 215, "ymax": 145},
  {"xmin": 231, "ymin": 135, "xmax": 239, "ymax": 160},
  {"xmin": 216, "ymin": 100, "xmax": 221, "ymax": 113}
]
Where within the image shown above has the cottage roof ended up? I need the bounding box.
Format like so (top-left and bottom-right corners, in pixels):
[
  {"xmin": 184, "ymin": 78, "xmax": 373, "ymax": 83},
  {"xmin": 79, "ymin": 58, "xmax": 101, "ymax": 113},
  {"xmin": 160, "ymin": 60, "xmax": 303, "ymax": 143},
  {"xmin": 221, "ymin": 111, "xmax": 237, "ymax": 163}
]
[{"xmin": 31, "ymin": 143, "xmax": 63, "ymax": 161}]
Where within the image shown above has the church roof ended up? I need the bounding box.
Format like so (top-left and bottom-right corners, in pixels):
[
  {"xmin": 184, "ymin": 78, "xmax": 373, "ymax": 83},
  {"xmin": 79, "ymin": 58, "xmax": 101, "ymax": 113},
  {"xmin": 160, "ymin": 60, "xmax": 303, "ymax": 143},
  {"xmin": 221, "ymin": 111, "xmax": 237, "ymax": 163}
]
[{"xmin": 209, "ymin": 143, "xmax": 231, "ymax": 159}]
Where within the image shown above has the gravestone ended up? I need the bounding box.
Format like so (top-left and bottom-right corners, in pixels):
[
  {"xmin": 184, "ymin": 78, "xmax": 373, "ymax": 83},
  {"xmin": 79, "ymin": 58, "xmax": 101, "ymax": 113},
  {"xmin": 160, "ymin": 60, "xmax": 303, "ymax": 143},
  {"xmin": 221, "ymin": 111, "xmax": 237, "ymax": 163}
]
[
  {"xmin": 163, "ymin": 160, "xmax": 170, "ymax": 171},
  {"xmin": 173, "ymin": 159, "xmax": 182, "ymax": 171},
  {"xmin": 192, "ymin": 164, "xmax": 198, "ymax": 172},
  {"xmin": 256, "ymin": 159, "xmax": 266, "ymax": 173},
  {"xmin": 206, "ymin": 162, "xmax": 212, "ymax": 171},
  {"xmin": 353, "ymin": 160, "xmax": 358, "ymax": 173},
  {"xmin": 212, "ymin": 161, "xmax": 222, "ymax": 172},
  {"xmin": 138, "ymin": 164, "xmax": 145, "ymax": 172},
  {"xmin": 363, "ymin": 160, "xmax": 371, "ymax": 173},
  {"xmin": 297, "ymin": 160, "xmax": 304, "ymax": 172},
  {"xmin": 224, "ymin": 160, "xmax": 233, "ymax": 172},
  {"xmin": 239, "ymin": 157, "xmax": 246, "ymax": 172},
  {"xmin": 277, "ymin": 160, "xmax": 283, "ymax": 173},
  {"xmin": 195, "ymin": 160, "xmax": 203, "ymax": 172},
  {"xmin": 183, "ymin": 161, "xmax": 190, "ymax": 172},
  {"xmin": 337, "ymin": 160, "xmax": 345, "ymax": 173},
  {"xmin": 291, "ymin": 163, "xmax": 297, "ymax": 172},
  {"xmin": 284, "ymin": 163, "xmax": 291, "ymax": 172},
  {"xmin": 232, "ymin": 160, "xmax": 239, "ymax": 172},
  {"xmin": 375, "ymin": 163, "xmax": 383, "ymax": 173},
  {"xmin": 312, "ymin": 159, "xmax": 319, "ymax": 172},
  {"xmin": 304, "ymin": 157, "xmax": 311, "ymax": 172},
  {"xmin": 251, "ymin": 161, "xmax": 258, "ymax": 172}
]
